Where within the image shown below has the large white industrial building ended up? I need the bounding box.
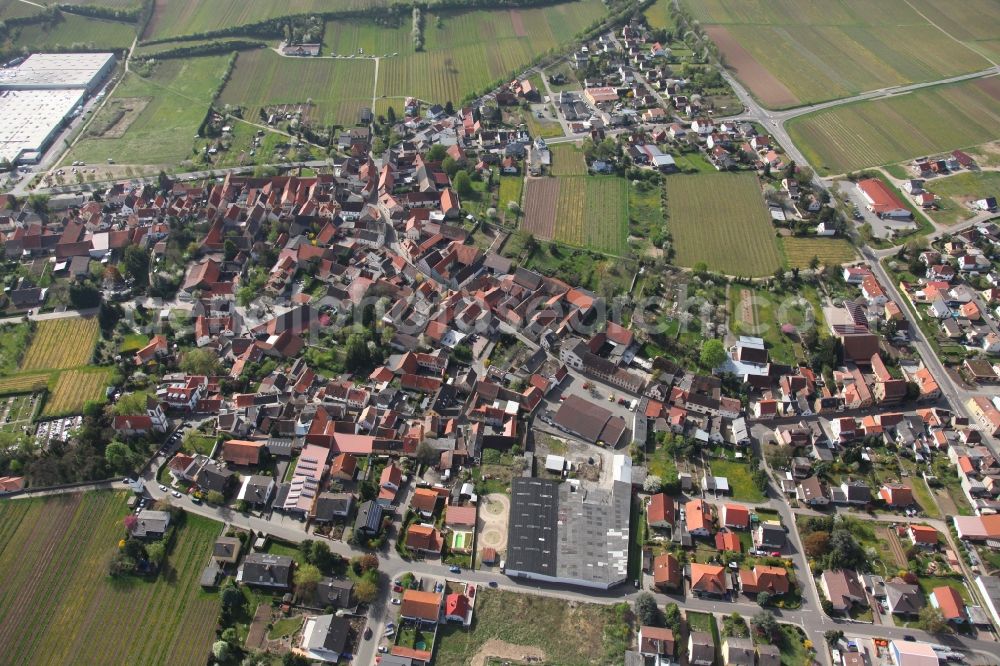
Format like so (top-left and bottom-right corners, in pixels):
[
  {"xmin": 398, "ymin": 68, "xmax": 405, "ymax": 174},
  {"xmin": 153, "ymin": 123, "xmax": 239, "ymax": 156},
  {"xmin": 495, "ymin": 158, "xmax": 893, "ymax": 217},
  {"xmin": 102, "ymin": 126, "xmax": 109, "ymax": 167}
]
[{"xmin": 0, "ymin": 52, "xmax": 116, "ymax": 165}]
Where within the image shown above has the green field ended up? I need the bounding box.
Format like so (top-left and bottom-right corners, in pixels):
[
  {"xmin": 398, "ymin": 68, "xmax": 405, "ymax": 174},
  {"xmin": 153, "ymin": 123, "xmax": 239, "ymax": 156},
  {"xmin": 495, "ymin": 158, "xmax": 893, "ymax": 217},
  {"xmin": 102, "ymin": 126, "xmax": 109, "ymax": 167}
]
[
  {"xmin": 322, "ymin": 18, "xmax": 410, "ymax": 55},
  {"xmin": 11, "ymin": 11, "xmax": 135, "ymax": 49},
  {"xmin": 925, "ymin": 171, "xmax": 1000, "ymax": 225},
  {"xmin": 218, "ymin": 48, "xmax": 375, "ymax": 127},
  {"xmin": 69, "ymin": 55, "xmax": 231, "ymax": 165},
  {"xmin": 905, "ymin": 0, "xmax": 1000, "ymax": 63},
  {"xmin": 645, "ymin": 0, "xmax": 674, "ymax": 30},
  {"xmin": 0, "ymin": 0, "xmax": 44, "ymax": 20},
  {"xmin": 707, "ymin": 459, "xmax": 766, "ymax": 502},
  {"xmin": 142, "ymin": 0, "xmax": 397, "ymax": 41},
  {"xmin": 788, "ymin": 77, "xmax": 1000, "ymax": 175},
  {"xmin": 498, "ymin": 174, "xmax": 524, "ymax": 211},
  {"xmin": 781, "ymin": 237, "xmax": 857, "ymax": 268},
  {"xmin": 729, "ymin": 284, "xmax": 823, "ymax": 365},
  {"xmin": 684, "ymin": 0, "xmax": 993, "ymax": 108},
  {"xmin": 666, "ymin": 172, "xmax": 782, "ymax": 276},
  {"xmin": 552, "ymin": 176, "xmax": 628, "ymax": 255},
  {"xmin": 376, "ymin": 2, "xmax": 607, "ymax": 104},
  {"xmin": 549, "ymin": 144, "xmax": 588, "ymax": 176},
  {"xmin": 0, "ymin": 492, "xmax": 222, "ymax": 666}
]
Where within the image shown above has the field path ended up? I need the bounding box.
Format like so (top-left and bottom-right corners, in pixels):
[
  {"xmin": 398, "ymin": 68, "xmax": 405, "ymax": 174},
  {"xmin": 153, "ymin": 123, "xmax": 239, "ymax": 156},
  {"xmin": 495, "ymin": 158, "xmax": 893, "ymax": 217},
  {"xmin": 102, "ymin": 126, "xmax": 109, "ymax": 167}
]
[
  {"xmin": 372, "ymin": 56, "xmax": 380, "ymax": 119},
  {"xmin": 470, "ymin": 639, "xmax": 545, "ymax": 666}
]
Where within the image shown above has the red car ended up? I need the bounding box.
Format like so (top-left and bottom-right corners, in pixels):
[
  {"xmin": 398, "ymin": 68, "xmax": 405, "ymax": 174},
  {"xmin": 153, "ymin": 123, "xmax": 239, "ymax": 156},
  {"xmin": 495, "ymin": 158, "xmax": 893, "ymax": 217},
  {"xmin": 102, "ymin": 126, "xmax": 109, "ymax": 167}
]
[{"xmin": 770, "ymin": 551, "xmax": 781, "ymax": 557}]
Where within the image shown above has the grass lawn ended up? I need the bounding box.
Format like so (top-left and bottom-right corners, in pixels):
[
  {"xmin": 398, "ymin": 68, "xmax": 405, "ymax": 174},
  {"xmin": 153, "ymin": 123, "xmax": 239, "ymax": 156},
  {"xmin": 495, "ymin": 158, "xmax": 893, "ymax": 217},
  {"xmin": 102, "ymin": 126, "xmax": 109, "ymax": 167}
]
[
  {"xmin": 909, "ymin": 476, "xmax": 941, "ymax": 520},
  {"xmin": 926, "ymin": 171, "xmax": 1000, "ymax": 225},
  {"xmin": 182, "ymin": 433, "xmax": 217, "ymax": 456},
  {"xmin": 264, "ymin": 540, "xmax": 305, "ymax": 565},
  {"xmin": 764, "ymin": 624, "xmax": 812, "ymax": 666},
  {"xmin": 916, "ymin": 575, "xmax": 971, "ymax": 602},
  {"xmin": 433, "ymin": 589, "xmax": 627, "ymax": 666},
  {"xmin": 12, "ymin": 12, "xmax": 136, "ymax": 52},
  {"xmin": 708, "ymin": 459, "xmax": 765, "ymax": 503},
  {"xmin": 498, "ymin": 174, "xmax": 524, "ymax": 212},
  {"xmin": 0, "ymin": 492, "xmax": 222, "ymax": 665},
  {"xmin": 666, "ymin": 172, "xmax": 783, "ymax": 276},
  {"xmin": 267, "ymin": 615, "xmax": 303, "ymax": 640},
  {"xmin": 69, "ymin": 55, "xmax": 231, "ymax": 166},
  {"xmin": 0, "ymin": 322, "xmax": 32, "ymax": 375},
  {"xmin": 120, "ymin": 333, "xmax": 150, "ymax": 353}
]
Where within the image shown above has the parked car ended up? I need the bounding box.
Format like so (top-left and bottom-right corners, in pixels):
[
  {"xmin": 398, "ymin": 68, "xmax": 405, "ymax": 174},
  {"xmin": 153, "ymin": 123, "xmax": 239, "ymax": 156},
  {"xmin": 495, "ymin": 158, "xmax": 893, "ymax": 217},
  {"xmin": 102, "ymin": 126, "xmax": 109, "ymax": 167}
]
[
  {"xmin": 449, "ymin": 565, "xmax": 461, "ymax": 573},
  {"xmin": 391, "ymin": 598, "xmax": 401, "ymax": 605},
  {"xmin": 364, "ymin": 627, "xmax": 372, "ymax": 640},
  {"xmin": 488, "ymin": 581, "xmax": 498, "ymax": 588},
  {"xmin": 158, "ymin": 485, "xmax": 168, "ymax": 492},
  {"xmin": 172, "ymin": 491, "xmax": 182, "ymax": 498}
]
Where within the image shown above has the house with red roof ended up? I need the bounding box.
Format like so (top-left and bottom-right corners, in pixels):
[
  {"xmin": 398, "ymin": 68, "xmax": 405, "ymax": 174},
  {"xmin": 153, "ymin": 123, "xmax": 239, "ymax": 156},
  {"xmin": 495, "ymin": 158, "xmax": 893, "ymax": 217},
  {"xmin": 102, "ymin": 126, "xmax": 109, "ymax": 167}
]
[
  {"xmin": 647, "ymin": 493, "xmax": 675, "ymax": 530},
  {"xmin": 722, "ymin": 504, "xmax": 750, "ymax": 530},
  {"xmin": 653, "ymin": 553, "xmax": 682, "ymax": 591},
  {"xmin": 931, "ymin": 585, "xmax": 966, "ymax": 624},
  {"xmin": 739, "ymin": 565, "xmax": 790, "ymax": 596},
  {"xmin": 879, "ymin": 483, "xmax": 914, "ymax": 507},
  {"xmin": 222, "ymin": 439, "xmax": 264, "ymax": 466},
  {"xmin": 689, "ymin": 563, "xmax": 728, "ymax": 597},
  {"xmin": 907, "ymin": 524, "xmax": 938, "ymax": 548},
  {"xmin": 716, "ymin": 530, "xmax": 741, "ymax": 553},
  {"xmin": 857, "ymin": 178, "xmax": 912, "ymax": 219},
  {"xmin": 404, "ymin": 524, "xmax": 444, "ymax": 555}
]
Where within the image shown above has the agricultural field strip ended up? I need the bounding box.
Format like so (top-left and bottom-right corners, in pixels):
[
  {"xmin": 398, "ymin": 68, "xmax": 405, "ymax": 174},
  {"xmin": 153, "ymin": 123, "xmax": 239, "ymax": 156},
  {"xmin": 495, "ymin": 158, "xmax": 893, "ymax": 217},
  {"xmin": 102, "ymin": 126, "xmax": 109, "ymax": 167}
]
[
  {"xmin": 42, "ymin": 369, "xmax": 113, "ymax": 418},
  {"xmin": 683, "ymin": 0, "xmax": 995, "ymax": 107},
  {"xmin": 20, "ymin": 318, "xmax": 99, "ymax": 371},
  {"xmin": 666, "ymin": 172, "xmax": 783, "ymax": 277},
  {"xmin": 787, "ymin": 76, "xmax": 1000, "ymax": 175},
  {"xmin": 0, "ymin": 493, "xmax": 222, "ymax": 666}
]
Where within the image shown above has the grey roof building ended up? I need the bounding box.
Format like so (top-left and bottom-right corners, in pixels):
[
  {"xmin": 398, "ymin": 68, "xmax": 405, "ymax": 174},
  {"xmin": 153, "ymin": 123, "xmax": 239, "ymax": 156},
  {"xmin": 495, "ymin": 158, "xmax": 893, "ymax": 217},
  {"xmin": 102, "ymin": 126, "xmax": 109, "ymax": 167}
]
[
  {"xmin": 300, "ymin": 614, "xmax": 350, "ymax": 662},
  {"xmin": 132, "ymin": 509, "xmax": 171, "ymax": 539},
  {"xmin": 724, "ymin": 637, "xmax": 755, "ymax": 666},
  {"xmin": 688, "ymin": 631, "xmax": 715, "ymax": 666},
  {"xmin": 313, "ymin": 578, "xmax": 354, "ymax": 609},
  {"xmin": 312, "ymin": 492, "xmax": 353, "ymax": 522},
  {"xmin": 885, "ymin": 581, "xmax": 926, "ymax": 616},
  {"xmin": 354, "ymin": 499, "xmax": 383, "ymax": 536},
  {"xmin": 505, "ymin": 477, "xmax": 630, "ymax": 589},
  {"xmin": 237, "ymin": 553, "xmax": 293, "ymax": 590}
]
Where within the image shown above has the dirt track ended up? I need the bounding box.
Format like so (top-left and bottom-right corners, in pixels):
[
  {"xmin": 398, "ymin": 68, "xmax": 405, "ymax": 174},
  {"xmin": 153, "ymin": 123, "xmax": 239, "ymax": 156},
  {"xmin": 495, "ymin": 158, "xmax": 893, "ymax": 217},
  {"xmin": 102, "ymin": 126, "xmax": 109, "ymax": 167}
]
[{"xmin": 471, "ymin": 639, "xmax": 546, "ymax": 666}]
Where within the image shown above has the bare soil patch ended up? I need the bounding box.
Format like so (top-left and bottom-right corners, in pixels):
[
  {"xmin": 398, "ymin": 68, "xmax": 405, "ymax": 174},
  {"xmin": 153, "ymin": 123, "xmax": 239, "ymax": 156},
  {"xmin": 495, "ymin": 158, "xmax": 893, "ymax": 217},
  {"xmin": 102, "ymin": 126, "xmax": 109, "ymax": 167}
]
[
  {"xmin": 478, "ymin": 493, "xmax": 509, "ymax": 554},
  {"xmin": 705, "ymin": 25, "xmax": 799, "ymax": 109},
  {"xmin": 510, "ymin": 10, "xmax": 527, "ymax": 37},
  {"xmin": 739, "ymin": 288, "xmax": 754, "ymax": 327},
  {"xmin": 472, "ymin": 639, "xmax": 545, "ymax": 666},
  {"xmin": 88, "ymin": 97, "xmax": 151, "ymax": 139},
  {"xmin": 523, "ymin": 177, "xmax": 559, "ymax": 240}
]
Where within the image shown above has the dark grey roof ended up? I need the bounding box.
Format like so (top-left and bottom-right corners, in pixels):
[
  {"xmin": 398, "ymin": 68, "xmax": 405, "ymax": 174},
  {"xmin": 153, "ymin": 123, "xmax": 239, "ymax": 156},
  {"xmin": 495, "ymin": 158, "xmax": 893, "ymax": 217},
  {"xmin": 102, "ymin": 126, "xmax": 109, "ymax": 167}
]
[
  {"xmin": 313, "ymin": 492, "xmax": 353, "ymax": 521},
  {"xmin": 553, "ymin": 394, "xmax": 612, "ymax": 442},
  {"xmin": 239, "ymin": 553, "xmax": 293, "ymax": 588},
  {"xmin": 886, "ymin": 582, "xmax": 925, "ymax": 614},
  {"xmin": 354, "ymin": 500, "xmax": 383, "ymax": 534},
  {"xmin": 314, "ymin": 578, "xmax": 354, "ymax": 608},
  {"xmin": 196, "ymin": 465, "xmax": 233, "ymax": 493},
  {"xmin": 506, "ymin": 477, "xmax": 631, "ymax": 588},
  {"xmin": 507, "ymin": 478, "xmax": 559, "ymax": 577},
  {"xmin": 302, "ymin": 614, "xmax": 350, "ymax": 654}
]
